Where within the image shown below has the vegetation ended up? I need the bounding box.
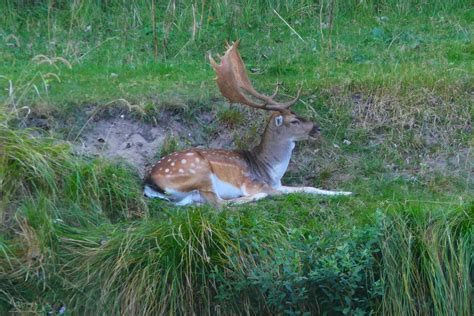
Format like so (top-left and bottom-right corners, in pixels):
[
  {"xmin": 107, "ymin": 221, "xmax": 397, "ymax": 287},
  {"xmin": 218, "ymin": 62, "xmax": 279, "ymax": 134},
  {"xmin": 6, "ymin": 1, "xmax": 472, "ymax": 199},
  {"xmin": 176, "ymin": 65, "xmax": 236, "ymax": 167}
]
[{"xmin": 1, "ymin": 0, "xmax": 472, "ymax": 314}]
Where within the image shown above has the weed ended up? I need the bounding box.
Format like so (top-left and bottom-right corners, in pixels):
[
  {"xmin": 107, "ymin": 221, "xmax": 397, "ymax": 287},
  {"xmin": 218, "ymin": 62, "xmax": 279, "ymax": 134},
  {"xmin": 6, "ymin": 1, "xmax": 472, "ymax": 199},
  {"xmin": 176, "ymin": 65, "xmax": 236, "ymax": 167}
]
[
  {"xmin": 216, "ymin": 106, "xmax": 245, "ymax": 127},
  {"xmin": 159, "ymin": 134, "xmax": 182, "ymax": 158}
]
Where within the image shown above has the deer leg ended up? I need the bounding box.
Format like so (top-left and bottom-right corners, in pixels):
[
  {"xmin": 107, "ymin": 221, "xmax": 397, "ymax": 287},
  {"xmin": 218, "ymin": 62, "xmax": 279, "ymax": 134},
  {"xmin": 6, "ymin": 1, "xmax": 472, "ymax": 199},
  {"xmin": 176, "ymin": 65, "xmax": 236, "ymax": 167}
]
[
  {"xmin": 174, "ymin": 190, "xmax": 205, "ymax": 206},
  {"xmin": 224, "ymin": 192, "xmax": 269, "ymax": 205},
  {"xmin": 200, "ymin": 191, "xmax": 226, "ymax": 208},
  {"xmin": 278, "ymin": 186, "xmax": 352, "ymax": 196},
  {"xmin": 222, "ymin": 180, "xmax": 279, "ymax": 205},
  {"xmin": 200, "ymin": 191, "xmax": 266, "ymax": 207}
]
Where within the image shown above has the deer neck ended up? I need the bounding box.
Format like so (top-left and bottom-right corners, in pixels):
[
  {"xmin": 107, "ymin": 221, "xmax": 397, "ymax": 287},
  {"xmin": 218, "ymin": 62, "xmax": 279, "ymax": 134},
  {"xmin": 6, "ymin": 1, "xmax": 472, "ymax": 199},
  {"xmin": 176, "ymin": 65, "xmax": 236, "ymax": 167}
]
[{"xmin": 248, "ymin": 129, "xmax": 295, "ymax": 188}]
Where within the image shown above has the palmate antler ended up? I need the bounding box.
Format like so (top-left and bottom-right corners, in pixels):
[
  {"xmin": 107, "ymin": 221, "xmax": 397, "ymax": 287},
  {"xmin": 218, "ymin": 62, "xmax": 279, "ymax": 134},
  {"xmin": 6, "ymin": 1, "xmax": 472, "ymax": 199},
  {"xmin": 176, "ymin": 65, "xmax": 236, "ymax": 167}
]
[{"xmin": 209, "ymin": 40, "xmax": 301, "ymax": 111}]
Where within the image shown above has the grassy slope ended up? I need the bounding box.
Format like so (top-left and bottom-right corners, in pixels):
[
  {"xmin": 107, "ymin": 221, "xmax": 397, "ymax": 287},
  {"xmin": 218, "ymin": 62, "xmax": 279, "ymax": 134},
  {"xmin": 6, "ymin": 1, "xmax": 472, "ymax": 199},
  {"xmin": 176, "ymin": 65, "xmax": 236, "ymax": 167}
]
[{"xmin": 0, "ymin": 1, "xmax": 473, "ymax": 314}]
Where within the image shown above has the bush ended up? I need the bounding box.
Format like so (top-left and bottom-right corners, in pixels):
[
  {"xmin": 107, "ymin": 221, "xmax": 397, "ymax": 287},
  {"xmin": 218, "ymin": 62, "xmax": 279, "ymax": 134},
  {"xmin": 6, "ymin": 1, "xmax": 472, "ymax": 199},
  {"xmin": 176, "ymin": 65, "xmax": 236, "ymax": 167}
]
[{"xmin": 214, "ymin": 225, "xmax": 382, "ymax": 315}]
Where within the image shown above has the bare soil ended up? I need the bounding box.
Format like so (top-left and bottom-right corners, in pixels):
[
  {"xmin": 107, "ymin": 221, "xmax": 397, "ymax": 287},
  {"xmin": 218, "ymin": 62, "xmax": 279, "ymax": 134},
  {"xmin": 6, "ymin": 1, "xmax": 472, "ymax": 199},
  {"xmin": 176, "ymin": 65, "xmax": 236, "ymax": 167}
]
[
  {"xmin": 74, "ymin": 117, "xmax": 167, "ymax": 176},
  {"xmin": 72, "ymin": 110, "xmax": 239, "ymax": 177}
]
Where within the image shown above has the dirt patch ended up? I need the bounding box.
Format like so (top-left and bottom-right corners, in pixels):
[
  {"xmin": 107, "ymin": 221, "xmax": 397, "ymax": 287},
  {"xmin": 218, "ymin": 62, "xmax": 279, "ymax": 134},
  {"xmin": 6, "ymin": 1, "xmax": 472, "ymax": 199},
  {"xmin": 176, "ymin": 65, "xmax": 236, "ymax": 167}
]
[
  {"xmin": 72, "ymin": 109, "xmax": 239, "ymax": 177},
  {"xmin": 74, "ymin": 117, "xmax": 167, "ymax": 176},
  {"xmin": 422, "ymin": 148, "xmax": 473, "ymax": 178}
]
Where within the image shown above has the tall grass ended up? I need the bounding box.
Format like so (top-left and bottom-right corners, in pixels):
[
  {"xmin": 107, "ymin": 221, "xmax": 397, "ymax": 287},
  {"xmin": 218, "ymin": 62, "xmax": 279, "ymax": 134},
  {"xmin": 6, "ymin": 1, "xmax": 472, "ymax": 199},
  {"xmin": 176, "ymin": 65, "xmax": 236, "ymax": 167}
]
[
  {"xmin": 381, "ymin": 205, "xmax": 473, "ymax": 315},
  {"xmin": 60, "ymin": 209, "xmax": 257, "ymax": 314},
  {"xmin": 2, "ymin": 0, "xmax": 471, "ymax": 61},
  {"xmin": 0, "ymin": 124, "xmax": 148, "ymax": 225}
]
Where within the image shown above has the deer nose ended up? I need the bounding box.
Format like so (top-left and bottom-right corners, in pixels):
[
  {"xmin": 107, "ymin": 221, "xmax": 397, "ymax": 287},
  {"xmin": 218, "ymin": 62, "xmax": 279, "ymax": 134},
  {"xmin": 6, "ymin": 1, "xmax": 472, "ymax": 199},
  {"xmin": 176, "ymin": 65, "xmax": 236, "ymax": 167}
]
[{"xmin": 310, "ymin": 125, "xmax": 321, "ymax": 137}]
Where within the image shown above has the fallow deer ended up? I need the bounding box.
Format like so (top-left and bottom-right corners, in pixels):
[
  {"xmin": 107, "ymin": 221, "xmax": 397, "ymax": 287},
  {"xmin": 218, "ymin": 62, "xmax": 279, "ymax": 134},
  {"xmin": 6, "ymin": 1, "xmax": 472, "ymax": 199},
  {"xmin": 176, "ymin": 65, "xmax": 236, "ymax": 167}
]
[{"xmin": 144, "ymin": 40, "xmax": 351, "ymax": 206}]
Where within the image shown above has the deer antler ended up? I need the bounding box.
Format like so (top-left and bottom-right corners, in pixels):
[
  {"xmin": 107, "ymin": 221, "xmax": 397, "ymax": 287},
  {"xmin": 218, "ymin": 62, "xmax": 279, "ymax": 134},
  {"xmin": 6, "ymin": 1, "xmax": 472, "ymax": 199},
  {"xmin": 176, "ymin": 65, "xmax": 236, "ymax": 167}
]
[{"xmin": 209, "ymin": 40, "xmax": 301, "ymax": 111}]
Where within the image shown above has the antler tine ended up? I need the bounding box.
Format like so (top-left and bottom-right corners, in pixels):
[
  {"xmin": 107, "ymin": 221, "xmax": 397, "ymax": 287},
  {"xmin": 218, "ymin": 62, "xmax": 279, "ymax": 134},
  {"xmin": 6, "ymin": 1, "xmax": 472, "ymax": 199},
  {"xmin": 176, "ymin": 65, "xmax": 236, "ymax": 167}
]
[
  {"xmin": 270, "ymin": 82, "xmax": 280, "ymax": 99},
  {"xmin": 210, "ymin": 40, "xmax": 301, "ymax": 112},
  {"xmin": 241, "ymin": 82, "xmax": 301, "ymax": 110},
  {"xmin": 275, "ymin": 84, "xmax": 303, "ymax": 109}
]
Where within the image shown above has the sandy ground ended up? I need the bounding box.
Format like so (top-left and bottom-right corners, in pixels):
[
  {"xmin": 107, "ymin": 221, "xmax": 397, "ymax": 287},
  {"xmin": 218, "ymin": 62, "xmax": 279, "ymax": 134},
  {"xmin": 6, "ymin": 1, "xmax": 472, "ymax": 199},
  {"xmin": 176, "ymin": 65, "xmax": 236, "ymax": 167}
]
[
  {"xmin": 74, "ymin": 117, "xmax": 167, "ymax": 176},
  {"xmin": 71, "ymin": 109, "xmax": 240, "ymax": 177}
]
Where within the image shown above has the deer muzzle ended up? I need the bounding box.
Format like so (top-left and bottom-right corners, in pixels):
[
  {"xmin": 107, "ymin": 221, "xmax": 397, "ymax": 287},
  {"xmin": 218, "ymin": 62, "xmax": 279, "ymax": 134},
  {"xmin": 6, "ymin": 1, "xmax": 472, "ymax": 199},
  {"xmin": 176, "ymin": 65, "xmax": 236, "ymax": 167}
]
[{"xmin": 309, "ymin": 125, "xmax": 321, "ymax": 138}]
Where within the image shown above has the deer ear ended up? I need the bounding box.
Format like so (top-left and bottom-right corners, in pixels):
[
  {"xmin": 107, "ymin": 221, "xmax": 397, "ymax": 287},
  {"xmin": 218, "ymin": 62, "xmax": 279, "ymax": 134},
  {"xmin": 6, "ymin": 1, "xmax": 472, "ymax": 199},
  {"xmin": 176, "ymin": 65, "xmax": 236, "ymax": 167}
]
[{"xmin": 275, "ymin": 115, "xmax": 283, "ymax": 127}]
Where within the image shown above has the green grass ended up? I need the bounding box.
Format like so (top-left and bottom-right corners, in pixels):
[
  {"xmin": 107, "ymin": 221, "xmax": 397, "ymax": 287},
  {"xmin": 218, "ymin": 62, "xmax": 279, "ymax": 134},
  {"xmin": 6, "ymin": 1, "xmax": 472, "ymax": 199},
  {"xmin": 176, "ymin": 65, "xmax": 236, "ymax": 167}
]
[
  {"xmin": 1, "ymin": 0, "xmax": 473, "ymax": 314},
  {"xmin": 1, "ymin": 1, "xmax": 472, "ymax": 106}
]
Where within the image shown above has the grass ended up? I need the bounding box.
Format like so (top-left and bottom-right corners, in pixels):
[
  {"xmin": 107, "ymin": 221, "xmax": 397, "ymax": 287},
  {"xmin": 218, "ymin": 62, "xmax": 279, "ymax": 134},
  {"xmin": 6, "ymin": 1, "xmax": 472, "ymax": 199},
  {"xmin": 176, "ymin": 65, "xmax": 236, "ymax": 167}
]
[
  {"xmin": 0, "ymin": 0, "xmax": 473, "ymax": 314},
  {"xmin": 380, "ymin": 204, "xmax": 473, "ymax": 315}
]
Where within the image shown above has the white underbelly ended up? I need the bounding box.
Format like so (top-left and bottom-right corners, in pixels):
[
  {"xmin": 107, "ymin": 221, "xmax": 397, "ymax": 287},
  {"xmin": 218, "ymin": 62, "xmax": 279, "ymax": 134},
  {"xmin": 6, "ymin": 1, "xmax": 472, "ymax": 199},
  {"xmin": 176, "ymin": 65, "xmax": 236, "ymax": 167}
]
[
  {"xmin": 210, "ymin": 174, "xmax": 243, "ymax": 199},
  {"xmin": 144, "ymin": 185, "xmax": 204, "ymax": 205}
]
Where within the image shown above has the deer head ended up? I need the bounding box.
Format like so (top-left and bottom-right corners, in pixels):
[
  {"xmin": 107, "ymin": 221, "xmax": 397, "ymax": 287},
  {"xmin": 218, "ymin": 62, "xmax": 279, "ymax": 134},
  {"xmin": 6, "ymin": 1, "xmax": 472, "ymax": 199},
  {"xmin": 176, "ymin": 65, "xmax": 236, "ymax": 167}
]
[{"xmin": 209, "ymin": 40, "xmax": 320, "ymax": 144}]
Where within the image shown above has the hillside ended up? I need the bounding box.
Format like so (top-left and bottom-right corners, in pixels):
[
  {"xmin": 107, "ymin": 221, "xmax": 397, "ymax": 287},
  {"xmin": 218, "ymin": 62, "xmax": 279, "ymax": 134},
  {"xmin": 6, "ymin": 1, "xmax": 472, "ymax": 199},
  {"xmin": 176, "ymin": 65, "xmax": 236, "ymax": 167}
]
[{"xmin": 0, "ymin": 1, "xmax": 472, "ymax": 314}]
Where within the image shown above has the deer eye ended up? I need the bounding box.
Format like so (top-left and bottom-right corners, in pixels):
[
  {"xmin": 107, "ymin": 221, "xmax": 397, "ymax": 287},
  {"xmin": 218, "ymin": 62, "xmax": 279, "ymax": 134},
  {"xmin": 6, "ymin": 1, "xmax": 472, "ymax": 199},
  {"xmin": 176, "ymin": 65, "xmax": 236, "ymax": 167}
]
[{"xmin": 291, "ymin": 120, "xmax": 300, "ymax": 125}]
